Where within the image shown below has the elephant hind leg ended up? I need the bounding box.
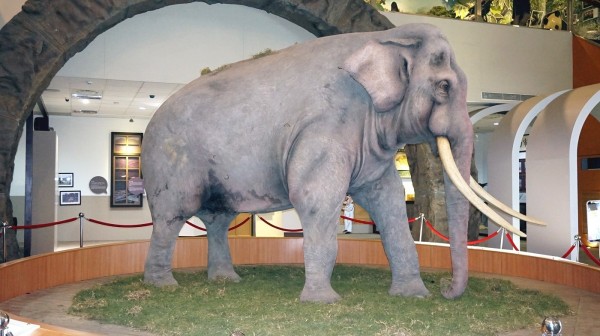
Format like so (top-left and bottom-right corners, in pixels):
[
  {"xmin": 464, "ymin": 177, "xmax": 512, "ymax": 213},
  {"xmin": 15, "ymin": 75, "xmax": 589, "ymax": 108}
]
[
  {"xmin": 199, "ymin": 211, "xmax": 241, "ymax": 282},
  {"xmin": 144, "ymin": 216, "xmax": 186, "ymax": 286}
]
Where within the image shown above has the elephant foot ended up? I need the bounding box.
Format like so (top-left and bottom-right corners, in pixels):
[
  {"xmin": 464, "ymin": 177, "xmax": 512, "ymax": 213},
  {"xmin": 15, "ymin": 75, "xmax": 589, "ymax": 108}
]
[
  {"xmin": 389, "ymin": 277, "xmax": 430, "ymax": 298},
  {"xmin": 300, "ymin": 284, "xmax": 341, "ymax": 303},
  {"xmin": 208, "ymin": 269, "xmax": 242, "ymax": 283},
  {"xmin": 144, "ymin": 271, "xmax": 178, "ymax": 287}
]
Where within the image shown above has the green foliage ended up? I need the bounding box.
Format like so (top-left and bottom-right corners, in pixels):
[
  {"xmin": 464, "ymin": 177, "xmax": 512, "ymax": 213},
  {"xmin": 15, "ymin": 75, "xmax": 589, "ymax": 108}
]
[
  {"xmin": 70, "ymin": 266, "xmax": 571, "ymax": 336},
  {"xmin": 252, "ymin": 48, "xmax": 274, "ymax": 59},
  {"xmin": 453, "ymin": 1, "xmax": 475, "ymax": 20},
  {"xmin": 201, "ymin": 48, "xmax": 274, "ymax": 76},
  {"xmin": 200, "ymin": 67, "xmax": 212, "ymax": 76},
  {"xmin": 364, "ymin": 0, "xmax": 386, "ymax": 11},
  {"xmin": 428, "ymin": 6, "xmax": 454, "ymax": 18},
  {"xmin": 486, "ymin": 0, "xmax": 513, "ymax": 24}
]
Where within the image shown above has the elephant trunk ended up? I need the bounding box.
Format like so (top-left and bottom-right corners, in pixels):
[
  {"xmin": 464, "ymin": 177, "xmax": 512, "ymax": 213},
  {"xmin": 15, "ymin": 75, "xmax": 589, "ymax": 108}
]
[{"xmin": 439, "ymin": 131, "xmax": 472, "ymax": 299}]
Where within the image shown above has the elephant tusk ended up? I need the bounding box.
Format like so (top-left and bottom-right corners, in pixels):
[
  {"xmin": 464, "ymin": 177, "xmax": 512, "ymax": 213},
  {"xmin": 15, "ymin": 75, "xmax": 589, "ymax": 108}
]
[
  {"xmin": 436, "ymin": 137, "xmax": 526, "ymax": 238},
  {"xmin": 469, "ymin": 176, "xmax": 546, "ymax": 226}
]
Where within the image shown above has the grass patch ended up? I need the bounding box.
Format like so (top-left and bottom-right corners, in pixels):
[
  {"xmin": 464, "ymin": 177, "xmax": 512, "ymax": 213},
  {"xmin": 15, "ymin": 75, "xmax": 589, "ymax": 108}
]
[{"xmin": 69, "ymin": 265, "xmax": 570, "ymax": 335}]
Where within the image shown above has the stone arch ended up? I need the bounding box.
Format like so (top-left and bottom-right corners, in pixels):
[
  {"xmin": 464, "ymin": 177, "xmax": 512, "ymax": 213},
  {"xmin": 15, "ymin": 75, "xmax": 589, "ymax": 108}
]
[{"xmin": 0, "ymin": 0, "xmax": 393, "ymax": 240}]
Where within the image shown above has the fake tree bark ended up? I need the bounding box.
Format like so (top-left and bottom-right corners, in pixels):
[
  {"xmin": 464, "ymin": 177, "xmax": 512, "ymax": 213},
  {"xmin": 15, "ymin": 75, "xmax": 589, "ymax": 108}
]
[{"xmin": 405, "ymin": 143, "xmax": 481, "ymax": 243}]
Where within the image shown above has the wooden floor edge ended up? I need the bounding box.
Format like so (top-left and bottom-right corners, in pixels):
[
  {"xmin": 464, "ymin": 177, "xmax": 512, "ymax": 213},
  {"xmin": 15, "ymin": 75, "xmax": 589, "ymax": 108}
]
[{"xmin": 1, "ymin": 237, "xmax": 598, "ymax": 304}]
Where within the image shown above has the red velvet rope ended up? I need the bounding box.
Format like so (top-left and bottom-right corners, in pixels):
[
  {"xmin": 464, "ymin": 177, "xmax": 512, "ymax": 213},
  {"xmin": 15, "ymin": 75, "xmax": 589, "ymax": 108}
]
[
  {"xmin": 185, "ymin": 221, "xmax": 206, "ymax": 231},
  {"xmin": 561, "ymin": 244, "xmax": 576, "ymax": 258},
  {"xmin": 86, "ymin": 218, "xmax": 153, "ymax": 228},
  {"xmin": 504, "ymin": 232, "xmax": 520, "ymax": 251},
  {"xmin": 580, "ymin": 245, "xmax": 600, "ymax": 266},
  {"xmin": 340, "ymin": 216, "xmax": 417, "ymax": 225},
  {"xmin": 5, "ymin": 214, "xmax": 595, "ymax": 264},
  {"xmin": 185, "ymin": 216, "xmax": 251, "ymax": 232},
  {"xmin": 424, "ymin": 219, "xmax": 499, "ymax": 245},
  {"xmin": 258, "ymin": 216, "xmax": 303, "ymax": 232},
  {"xmin": 11, "ymin": 217, "xmax": 78, "ymax": 230},
  {"xmin": 340, "ymin": 215, "xmax": 375, "ymax": 225}
]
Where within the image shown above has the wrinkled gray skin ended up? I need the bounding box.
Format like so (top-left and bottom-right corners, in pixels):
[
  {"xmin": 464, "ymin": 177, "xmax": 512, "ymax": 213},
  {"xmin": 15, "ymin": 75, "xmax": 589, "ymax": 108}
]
[{"xmin": 143, "ymin": 23, "xmax": 473, "ymax": 302}]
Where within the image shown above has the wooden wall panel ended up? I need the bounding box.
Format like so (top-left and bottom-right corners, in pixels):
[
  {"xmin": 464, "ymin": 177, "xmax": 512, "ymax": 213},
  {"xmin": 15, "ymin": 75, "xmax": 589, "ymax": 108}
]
[
  {"xmin": 2, "ymin": 238, "xmax": 600, "ymax": 305},
  {"xmin": 573, "ymin": 35, "xmax": 600, "ymax": 88}
]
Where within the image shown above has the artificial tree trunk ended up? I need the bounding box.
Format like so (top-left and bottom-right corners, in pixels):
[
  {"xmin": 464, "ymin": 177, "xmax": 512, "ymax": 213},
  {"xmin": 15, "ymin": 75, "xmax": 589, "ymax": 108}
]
[
  {"xmin": 405, "ymin": 143, "xmax": 481, "ymax": 243},
  {"xmin": 0, "ymin": 197, "xmax": 22, "ymax": 263}
]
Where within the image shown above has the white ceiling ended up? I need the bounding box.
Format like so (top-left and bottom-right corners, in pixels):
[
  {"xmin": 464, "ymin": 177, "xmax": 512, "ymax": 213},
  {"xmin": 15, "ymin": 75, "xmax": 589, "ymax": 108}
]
[
  {"xmin": 39, "ymin": 75, "xmax": 509, "ymax": 133},
  {"xmin": 40, "ymin": 76, "xmax": 185, "ymax": 119}
]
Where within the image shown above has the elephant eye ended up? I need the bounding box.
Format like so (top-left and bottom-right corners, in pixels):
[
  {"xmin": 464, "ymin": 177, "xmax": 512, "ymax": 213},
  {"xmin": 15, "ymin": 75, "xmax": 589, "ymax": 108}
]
[{"xmin": 436, "ymin": 80, "xmax": 450, "ymax": 97}]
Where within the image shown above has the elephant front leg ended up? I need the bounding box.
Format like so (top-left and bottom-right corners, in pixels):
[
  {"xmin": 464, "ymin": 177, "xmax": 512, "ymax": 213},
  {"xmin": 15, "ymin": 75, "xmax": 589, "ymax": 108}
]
[
  {"xmin": 353, "ymin": 167, "xmax": 429, "ymax": 298},
  {"xmin": 200, "ymin": 212, "xmax": 241, "ymax": 282},
  {"xmin": 287, "ymin": 147, "xmax": 351, "ymax": 303},
  {"xmin": 299, "ymin": 219, "xmax": 341, "ymax": 303}
]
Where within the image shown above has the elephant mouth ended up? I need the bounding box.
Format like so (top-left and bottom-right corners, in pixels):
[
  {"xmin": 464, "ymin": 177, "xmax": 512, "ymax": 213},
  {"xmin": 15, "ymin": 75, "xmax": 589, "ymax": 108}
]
[{"xmin": 436, "ymin": 137, "xmax": 545, "ymax": 238}]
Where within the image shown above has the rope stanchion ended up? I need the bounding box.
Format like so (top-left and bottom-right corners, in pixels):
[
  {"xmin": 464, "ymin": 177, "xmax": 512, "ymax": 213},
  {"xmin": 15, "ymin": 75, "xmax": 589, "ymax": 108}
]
[
  {"xmin": 418, "ymin": 213, "xmax": 425, "ymax": 242},
  {"xmin": 1, "ymin": 221, "xmax": 7, "ymax": 262},
  {"xmin": 561, "ymin": 235, "xmax": 582, "ymax": 259},
  {"xmin": 79, "ymin": 213, "xmax": 84, "ymax": 248},
  {"xmin": 86, "ymin": 218, "xmax": 153, "ymax": 228},
  {"xmin": 258, "ymin": 216, "xmax": 303, "ymax": 232}
]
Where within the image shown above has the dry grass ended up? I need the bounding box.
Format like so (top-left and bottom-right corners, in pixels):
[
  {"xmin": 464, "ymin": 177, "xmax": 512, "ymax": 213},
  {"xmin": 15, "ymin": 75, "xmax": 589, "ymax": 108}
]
[{"xmin": 69, "ymin": 265, "xmax": 571, "ymax": 335}]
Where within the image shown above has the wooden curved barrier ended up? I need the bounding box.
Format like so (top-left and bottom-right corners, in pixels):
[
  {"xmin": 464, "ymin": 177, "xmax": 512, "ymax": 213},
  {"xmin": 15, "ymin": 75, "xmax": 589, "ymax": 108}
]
[{"xmin": 1, "ymin": 237, "xmax": 599, "ymax": 334}]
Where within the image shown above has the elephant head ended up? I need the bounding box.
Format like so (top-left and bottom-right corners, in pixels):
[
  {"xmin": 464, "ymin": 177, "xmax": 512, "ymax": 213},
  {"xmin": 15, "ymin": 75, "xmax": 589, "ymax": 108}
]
[{"xmin": 343, "ymin": 24, "xmax": 542, "ymax": 298}]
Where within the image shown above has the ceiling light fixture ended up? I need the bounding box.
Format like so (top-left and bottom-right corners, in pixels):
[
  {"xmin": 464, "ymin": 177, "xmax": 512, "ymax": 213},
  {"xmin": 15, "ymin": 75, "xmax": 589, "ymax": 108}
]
[{"xmin": 71, "ymin": 89, "xmax": 103, "ymax": 100}]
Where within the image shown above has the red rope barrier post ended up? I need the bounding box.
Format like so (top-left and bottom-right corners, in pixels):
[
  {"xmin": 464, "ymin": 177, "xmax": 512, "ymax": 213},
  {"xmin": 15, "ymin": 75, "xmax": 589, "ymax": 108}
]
[
  {"xmin": 1, "ymin": 220, "xmax": 7, "ymax": 262},
  {"xmin": 418, "ymin": 213, "xmax": 424, "ymax": 242},
  {"xmin": 79, "ymin": 213, "xmax": 84, "ymax": 248}
]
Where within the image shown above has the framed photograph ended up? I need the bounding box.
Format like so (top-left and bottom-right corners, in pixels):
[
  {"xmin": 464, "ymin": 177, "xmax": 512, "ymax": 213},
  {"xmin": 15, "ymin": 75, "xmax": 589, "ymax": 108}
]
[
  {"xmin": 58, "ymin": 173, "xmax": 74, "ymax": 188},
  {"xmin": 110, "ymin": 132, "xmax": 143, "ymax": 207},
  {"xmin": 582, "ymin": 8, "xmax": 599, "ymax": 22},
  {"xmin": 528, "ymin": 10, "xmax": 544, "ymax": 28},
  {"xmin": 59, "ymin": 190, "xmax": 81, "ymax": 206}
]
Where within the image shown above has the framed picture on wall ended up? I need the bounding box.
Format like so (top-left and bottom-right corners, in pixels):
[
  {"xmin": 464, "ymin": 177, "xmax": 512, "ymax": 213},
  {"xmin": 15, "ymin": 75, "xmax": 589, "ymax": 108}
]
[
  {"xmin": 110, "ymin": 132, "xmax": 144, "ymax": 207},
  {"xmin": 58, "ymin": 173, "xmax": 74, "ymax": 188},
  {"xmin": 59, "ymin": 190, "xmax": 81, "ymax": 205}
]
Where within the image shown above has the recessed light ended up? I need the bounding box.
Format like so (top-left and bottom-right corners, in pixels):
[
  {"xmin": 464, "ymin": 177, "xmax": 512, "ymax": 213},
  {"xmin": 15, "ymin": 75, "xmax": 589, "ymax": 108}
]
[
  {"xmin": 493, "ymin": 122, "xmax": 499, "ymax": 126},
  {"xmin": 139, "ymin": 106, "xmax": 146, "ymax": 110}
]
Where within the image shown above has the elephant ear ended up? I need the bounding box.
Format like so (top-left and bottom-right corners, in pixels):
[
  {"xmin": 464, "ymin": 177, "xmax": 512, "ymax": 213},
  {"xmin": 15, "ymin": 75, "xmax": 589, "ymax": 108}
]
[{"xmin": 342, "ymin": 38, "xmax": 419, "ymax": 112}]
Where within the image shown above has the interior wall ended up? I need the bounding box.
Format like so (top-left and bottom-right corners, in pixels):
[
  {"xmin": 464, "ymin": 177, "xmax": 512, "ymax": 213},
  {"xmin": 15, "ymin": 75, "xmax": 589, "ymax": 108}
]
[
  {"xmin": 573, "ymin": 35, "xmax": 600, "ymax": 88},
  {"xmin": 383, "ymin": 12, "xmax": 573, "ymax": 102},
  {"xmin": 577, "ymin": 114, "xmax": 600, "ymax": 246}
]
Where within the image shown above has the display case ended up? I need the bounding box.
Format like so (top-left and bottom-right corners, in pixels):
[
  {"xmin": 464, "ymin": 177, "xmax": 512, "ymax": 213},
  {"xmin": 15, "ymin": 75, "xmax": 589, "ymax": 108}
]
[{"xmin": 110, "ymin": 132, "xmax": 143, "ymax": 207}]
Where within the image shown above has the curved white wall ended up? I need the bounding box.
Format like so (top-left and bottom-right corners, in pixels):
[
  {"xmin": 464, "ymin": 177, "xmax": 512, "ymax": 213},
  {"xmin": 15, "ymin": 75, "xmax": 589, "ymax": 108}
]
[
  {"xmin": 527, "ymin": 84, "xmax": 600, "ymax": 260},
  {"xmin": 485, "ymin": 91, "xmax": 569, "ymax": 250}
]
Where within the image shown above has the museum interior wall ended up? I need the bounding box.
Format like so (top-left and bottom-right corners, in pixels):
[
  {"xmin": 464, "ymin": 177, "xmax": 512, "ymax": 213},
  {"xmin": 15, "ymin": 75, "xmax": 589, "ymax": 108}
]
[
  {"xmin": 577, "ymin": 114, "xmax": 600, "ymax": 246},
  {"xmin": 2, "ymin": 4, "xmax": 575, "ymax": 248},
  {"xmin": 572, "ymin": 35, "xmax": 600, "ymax": 88}
]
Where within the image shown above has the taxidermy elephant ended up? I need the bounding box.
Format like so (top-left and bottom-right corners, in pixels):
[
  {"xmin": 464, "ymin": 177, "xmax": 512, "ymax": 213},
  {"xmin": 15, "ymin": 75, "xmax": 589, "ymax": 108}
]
[{"xmin": 142, "ymin": 23, "xmax": 540, "ymax": 302}]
